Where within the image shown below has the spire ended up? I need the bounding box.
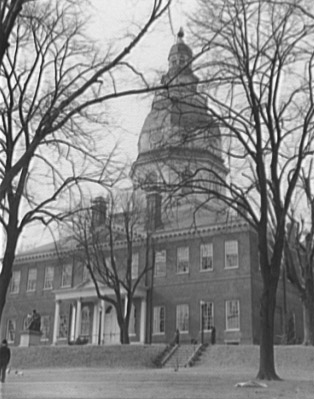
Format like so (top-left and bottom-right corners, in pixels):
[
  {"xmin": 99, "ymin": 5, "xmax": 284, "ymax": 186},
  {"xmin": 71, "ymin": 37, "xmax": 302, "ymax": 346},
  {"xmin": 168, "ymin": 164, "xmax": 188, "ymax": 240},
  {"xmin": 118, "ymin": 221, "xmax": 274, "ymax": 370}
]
[
  {"xmin": 177, "ymin": 27, "xmax": 184, "ymax": 42},
  {"xmin": 168, "ymin": 27, "xmax": 192, "ymax": 64}
]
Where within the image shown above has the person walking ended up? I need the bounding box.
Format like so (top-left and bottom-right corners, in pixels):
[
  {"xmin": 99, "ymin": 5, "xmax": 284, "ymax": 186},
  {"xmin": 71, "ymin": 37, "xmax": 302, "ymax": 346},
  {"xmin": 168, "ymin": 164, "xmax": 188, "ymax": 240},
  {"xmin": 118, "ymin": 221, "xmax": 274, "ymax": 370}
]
[{"xmin": 0, "ymin": 339, "xmax": 11, "ymax": 383}]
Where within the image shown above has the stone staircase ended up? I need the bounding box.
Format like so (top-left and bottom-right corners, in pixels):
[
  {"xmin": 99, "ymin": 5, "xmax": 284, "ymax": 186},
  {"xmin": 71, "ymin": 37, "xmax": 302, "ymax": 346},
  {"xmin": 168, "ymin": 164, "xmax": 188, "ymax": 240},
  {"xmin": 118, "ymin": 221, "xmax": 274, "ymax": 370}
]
[{"xmin": 162, "ymin": 343, "xmax": 205, "ymax": 369}]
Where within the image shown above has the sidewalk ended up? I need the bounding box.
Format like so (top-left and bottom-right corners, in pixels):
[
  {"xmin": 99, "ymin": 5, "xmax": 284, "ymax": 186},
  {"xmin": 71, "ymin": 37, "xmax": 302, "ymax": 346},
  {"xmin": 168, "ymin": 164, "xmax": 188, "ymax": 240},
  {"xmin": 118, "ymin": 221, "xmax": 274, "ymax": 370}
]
[{"xmin": 0, "ymin": 366, "xmax": 313, "ymax": 399}]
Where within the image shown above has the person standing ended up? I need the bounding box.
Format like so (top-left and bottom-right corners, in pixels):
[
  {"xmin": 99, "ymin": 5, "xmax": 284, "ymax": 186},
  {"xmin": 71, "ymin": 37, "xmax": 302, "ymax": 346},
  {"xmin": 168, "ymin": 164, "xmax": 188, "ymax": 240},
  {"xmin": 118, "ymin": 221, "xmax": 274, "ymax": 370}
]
[{"xmin": 0, "ymin": 339, "xmax": 11, "ymax": 383}]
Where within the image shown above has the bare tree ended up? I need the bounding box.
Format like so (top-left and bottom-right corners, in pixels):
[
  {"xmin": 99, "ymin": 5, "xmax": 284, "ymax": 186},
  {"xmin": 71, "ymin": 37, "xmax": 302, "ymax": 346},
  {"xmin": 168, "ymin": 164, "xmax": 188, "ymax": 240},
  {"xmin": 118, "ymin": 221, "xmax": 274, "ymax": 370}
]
[
  {"xmin": 146, "ymin": 0, "xmax": 314, "ymax": 380},
  {"xmin": 285, "ymin": 161, "xmax": 314, "ymax": 345},
  {"xmin": 0, "ymin": 0, "xmax": 172, "ymax": 325},
  {"xmin": 71, "ymin": 190, "xmax": 152, "ymax": 344},
  {"xmin": 0, "ymin": 0, "xmax": 26, "ymax": 68}
]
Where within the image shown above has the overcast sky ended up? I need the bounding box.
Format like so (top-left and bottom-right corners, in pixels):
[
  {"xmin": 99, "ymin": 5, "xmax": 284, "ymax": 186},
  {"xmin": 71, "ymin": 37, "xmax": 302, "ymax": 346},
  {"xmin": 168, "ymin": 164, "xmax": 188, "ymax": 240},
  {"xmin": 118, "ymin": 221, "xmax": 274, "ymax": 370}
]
[
  {"xmin": 12, "ymin": 0, "xmax": 198, "ymax": 253},
  {"xmin": 86, "ymin": 0, "xmax": 197, "ymax": 164}
]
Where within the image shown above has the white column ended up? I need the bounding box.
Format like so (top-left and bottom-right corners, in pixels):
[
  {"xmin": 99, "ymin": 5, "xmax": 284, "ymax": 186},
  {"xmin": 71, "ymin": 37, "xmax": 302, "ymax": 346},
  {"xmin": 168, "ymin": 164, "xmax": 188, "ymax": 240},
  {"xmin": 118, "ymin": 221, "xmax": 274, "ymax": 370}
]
[
  {"xmin": 75, "ymin": 298, "xmax": 82, "ymax": 339},
  {"xmin": 92, "ymin": 302, "xmax": 98, "ymax": 344},
  {"xmin": 100, "ymin": 300, "xmax": 105, "ymax": 345},
  {"xmin": 52, "ymin": 300, "xmax": 61, "ymax": 345},
  {"xmin": 140, "ymin": 298, "xmax": 147, "ymax": 344},
  {"xmin": 70, "ymin": 303, "xmax": 76, "ymax": 341},
  {"xmin": 124, "ymin": 297, "xmax": 128, "ymax": 317}
]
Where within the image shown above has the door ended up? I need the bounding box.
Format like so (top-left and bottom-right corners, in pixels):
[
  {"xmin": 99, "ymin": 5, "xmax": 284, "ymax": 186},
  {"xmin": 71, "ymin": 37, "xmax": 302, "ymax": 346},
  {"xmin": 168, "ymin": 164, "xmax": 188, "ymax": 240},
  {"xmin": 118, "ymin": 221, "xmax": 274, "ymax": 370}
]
[
  {"xmin": 80, "ymin": 305, "xmax": 92, "ymax": 342},
  {"xmin": 104, "ymin": 305, "xmax": 120, "ymax": 344}
]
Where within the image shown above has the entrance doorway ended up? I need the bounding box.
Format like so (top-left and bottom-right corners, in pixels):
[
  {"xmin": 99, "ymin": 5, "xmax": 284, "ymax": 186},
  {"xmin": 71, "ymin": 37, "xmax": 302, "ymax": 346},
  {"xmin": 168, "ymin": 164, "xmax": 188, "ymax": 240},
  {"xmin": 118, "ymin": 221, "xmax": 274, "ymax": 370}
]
[{"xmin": 104, "ymin": 305, "xmax": 120, "ymax": 344}]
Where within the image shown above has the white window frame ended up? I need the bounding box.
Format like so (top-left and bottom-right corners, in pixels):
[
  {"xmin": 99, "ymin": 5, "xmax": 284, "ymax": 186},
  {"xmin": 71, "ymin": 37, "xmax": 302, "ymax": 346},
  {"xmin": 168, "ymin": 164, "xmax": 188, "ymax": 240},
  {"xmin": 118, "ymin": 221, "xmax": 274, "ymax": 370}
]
[
  {"xmin": 27, "ymin": 268, "xmax": 37, "ymax": 292},
  {"xmin": 200, "ymin": 301, "xmax": 214, "ymax": 331},
  {"xmin": 153, "ymin": 306, "xmax": 165, "ymax": 335},
  {"xmin": 154, "ymin": 250, "xmax": 166, "ymax": 277},
  {"xmin": 6, "ymin": 319, "xmax": 16, "ymax": 343},
  {"xmin": 10, "ymin": 270, "xmax": 21, "ymax": 294},
  {"xmin": 225, "ymin": 300, "xmax": 240, "ymax": 331},
  {"xmin": 225, "ymin": 240, "xmax": 239, "ymax": 269},
  {"xmin": 177, "ymin": 247, "xmax": 189, "ymax": 274},
  {"xmin": 200, "ymin": 243, "xmax": 214, "ymax": 271},
  {"xmin": 176, "ymin": 304, "xmax": 189, "ymax": 333},
  {"xmin": 44, "ymin": 266, "xmax": 54, "ymax": 290},
  {"xmin": 61, "ymin": 264, "xmax": 73, "ymax": 288},
  {"xmin": 131, "ymin": 253, "xmax": 139, "ymax": 280}
]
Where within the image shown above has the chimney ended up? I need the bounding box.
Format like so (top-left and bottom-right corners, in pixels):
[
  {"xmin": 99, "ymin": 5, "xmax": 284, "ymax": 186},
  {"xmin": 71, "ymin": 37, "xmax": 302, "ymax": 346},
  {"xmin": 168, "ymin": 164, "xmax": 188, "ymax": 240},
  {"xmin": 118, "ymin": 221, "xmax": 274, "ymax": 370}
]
[
  {"xmin": 146, "ymin": 192, "xmax": 162, "ymax": 232},
  {"xmin": 91, "ymin": 196, "xmax": 107, "ymax": 228}
]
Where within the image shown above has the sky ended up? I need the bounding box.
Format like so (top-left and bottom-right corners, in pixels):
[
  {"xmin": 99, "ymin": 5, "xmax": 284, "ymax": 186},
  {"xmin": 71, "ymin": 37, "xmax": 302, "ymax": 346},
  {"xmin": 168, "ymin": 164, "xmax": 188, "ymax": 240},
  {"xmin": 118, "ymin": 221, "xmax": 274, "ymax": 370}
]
[
  {"xmin": 86, "ymin": 0, "xmax": 197, "ymax": 164},
  {"xmin": 13, "ymin": 0, "xmax": 198, "ymax": 253}
]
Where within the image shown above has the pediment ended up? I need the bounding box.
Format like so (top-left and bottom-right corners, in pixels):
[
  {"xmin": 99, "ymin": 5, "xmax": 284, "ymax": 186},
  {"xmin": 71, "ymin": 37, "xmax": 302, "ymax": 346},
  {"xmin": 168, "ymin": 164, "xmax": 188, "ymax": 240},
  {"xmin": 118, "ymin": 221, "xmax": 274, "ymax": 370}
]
[{"xmin": 73, "ymin": 278, "xmax": 104, "ymax": 291}]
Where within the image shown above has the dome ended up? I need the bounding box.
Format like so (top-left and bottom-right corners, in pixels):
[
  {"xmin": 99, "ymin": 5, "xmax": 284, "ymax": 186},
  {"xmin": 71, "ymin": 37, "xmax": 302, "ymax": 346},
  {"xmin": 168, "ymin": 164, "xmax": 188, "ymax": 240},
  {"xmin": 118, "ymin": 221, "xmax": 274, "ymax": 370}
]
[
  {"xmin": 138, "ymin": 90, "xmax": 215, "ymax": 154},
  {"xmin": 131, "ymin": 29, "xmax": 225, "ymax": 185},
  {"xmin": 137, "ymin": 29, "xmax": 221, "ymax": 156}
]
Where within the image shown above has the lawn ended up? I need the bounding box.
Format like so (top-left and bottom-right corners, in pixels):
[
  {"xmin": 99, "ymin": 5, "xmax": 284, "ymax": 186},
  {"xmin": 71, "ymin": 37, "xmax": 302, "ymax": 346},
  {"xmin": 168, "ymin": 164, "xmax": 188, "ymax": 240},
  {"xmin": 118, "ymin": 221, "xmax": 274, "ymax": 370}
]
[{"xmin": 2, "ymin": 364, "xmax": 314, "ymax": 399}]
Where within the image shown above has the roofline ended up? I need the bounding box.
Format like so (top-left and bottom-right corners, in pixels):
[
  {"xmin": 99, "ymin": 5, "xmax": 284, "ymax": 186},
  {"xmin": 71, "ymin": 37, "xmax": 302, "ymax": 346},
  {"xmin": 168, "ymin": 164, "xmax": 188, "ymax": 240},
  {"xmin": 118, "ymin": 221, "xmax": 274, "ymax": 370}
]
[{"xmin": 13, "ymin": 219, "xmax": 252, "ymax": 264}]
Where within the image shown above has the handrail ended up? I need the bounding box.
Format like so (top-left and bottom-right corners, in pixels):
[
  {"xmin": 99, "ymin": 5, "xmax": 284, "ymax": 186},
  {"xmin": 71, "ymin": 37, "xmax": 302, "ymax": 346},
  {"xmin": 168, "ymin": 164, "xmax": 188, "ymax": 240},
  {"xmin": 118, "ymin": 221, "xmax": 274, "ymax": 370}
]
[
  {"xmin": 184, "ymin": 343, "xmax": 204, "ymax": 367},
  {"xmin": 160, "ymin": 344, "xmax": 179, "ymax": 367}
]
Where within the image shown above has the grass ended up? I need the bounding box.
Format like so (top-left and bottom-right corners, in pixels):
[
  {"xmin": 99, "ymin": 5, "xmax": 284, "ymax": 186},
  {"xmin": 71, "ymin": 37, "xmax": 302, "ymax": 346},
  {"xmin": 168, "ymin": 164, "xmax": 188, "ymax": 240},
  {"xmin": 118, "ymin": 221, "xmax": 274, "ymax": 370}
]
[{"xmin": 3, "ymin": 365, "xmax": 314, "ymax": 399}]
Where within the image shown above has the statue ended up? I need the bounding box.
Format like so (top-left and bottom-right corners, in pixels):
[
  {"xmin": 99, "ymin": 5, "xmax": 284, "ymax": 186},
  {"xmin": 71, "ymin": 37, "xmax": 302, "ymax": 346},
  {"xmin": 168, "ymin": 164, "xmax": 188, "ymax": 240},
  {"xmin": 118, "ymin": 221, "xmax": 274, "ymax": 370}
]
[{"xmin": 27, "ymin": 309, "xmax": 41, "ymax": 332}]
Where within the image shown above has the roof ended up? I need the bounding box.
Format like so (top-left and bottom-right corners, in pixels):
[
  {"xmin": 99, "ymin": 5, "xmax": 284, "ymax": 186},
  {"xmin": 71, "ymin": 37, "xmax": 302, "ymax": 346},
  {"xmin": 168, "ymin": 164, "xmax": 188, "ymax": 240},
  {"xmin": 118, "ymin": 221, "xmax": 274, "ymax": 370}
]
[{"xmin": 14, "ymin": 201, "xmax": 251, "ymax": 264}]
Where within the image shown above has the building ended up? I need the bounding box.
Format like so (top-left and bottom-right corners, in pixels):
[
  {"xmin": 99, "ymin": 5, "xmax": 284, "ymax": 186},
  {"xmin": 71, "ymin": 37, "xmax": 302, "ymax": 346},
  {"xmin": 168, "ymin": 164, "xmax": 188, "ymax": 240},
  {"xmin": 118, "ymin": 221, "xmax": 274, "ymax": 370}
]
[{"xmin": 1, "ymin": 31, "xmax": 303, "ymax": 346}]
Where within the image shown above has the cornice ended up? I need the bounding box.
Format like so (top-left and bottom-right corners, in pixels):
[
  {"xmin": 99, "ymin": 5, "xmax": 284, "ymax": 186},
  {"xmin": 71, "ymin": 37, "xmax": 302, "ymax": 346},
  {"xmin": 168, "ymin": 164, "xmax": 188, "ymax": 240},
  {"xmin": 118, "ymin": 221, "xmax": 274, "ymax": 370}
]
[
  {"xmin": 152, "ymin": 220, "xmax": 252, "ymax": 241},
  {"xmin": 13, "ymin": 220, "xmax": 252, "ymax": 265}
]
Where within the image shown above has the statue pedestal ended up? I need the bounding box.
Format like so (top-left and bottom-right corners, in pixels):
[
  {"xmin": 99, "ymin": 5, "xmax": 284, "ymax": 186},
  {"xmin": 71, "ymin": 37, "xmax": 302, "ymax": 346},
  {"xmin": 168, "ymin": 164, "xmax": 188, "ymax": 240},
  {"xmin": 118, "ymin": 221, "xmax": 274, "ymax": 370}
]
[{"xmin": 19, "ymin": 330, "xmax": 42, "ymax": 347}]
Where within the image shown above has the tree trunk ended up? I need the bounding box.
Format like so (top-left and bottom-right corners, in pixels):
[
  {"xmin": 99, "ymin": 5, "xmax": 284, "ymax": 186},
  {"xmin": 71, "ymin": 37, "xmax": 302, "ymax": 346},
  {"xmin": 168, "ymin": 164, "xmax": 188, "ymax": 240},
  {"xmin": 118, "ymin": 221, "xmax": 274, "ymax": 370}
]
[
  {"xmin": 0, "ymin": 236, "xmax": 18, "ymax": 324},
  {"xmin": 256, "ymin": 281, "xmax": 281, "ymax": 380},
  {"xmin": 120, "ymin": 324, "xmax": 130, "ymax": 344},
  {"xmin": 116, "ymin": 308, "xmax": 130, "ymax": 344},
  {"xmin": 302, "ymin": 300, "xmax": 314, "ymax": 345},
  {"xmin": 302, "ymin": 263, "xmax": 314, "ymax": 345}
]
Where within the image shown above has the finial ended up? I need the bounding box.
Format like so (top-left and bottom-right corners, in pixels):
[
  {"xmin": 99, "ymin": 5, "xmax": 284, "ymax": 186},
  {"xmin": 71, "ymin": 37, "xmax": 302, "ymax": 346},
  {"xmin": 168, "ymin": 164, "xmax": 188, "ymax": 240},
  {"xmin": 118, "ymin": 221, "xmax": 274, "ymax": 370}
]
[{"xmin": 177, "ymin": 27, "xmax": 184, "ymax": 42}]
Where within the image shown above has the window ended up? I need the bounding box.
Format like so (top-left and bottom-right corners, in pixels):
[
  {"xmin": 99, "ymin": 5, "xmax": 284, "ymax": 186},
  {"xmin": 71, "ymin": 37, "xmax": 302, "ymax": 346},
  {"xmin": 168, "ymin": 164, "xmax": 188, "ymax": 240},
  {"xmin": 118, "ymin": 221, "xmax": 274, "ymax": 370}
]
[
  {"xmin": 27, "ymin": 268, "xmax": 37, "ymax": 292},
  {"xmin": 176, "ymin": 304, "xmax": 189, "ymax": 332},
  {"xmin": 154, "ymin": 250, "xmax": 166, "ymax": 277},
  {"xmin": 41, "ymin": 316, "xmax": 50, "ymax": 341},
  {"xmin": 6, "ymin": 319, "xmax": 16, "ymax": 343},
  {"xmin": 61, "ymin": 264, "xmax": 73, "ymax": 288},
  {"xmin": 177, "ymin": 247, "xmax": 189, "ymax": 274},
  {"xmin": 10, "ymin": 271, "xmax": 21, "ymax": 294},
  {"xmin": 226, "ymin": 300, "xmax": 240, "ymax": 330},
  {"xmin": 200, "ymin": 301, "xmax": 214, "ymax": 331},
  {"xmin": 200, "ymin": 243, "xmax": 213, "ymax": 271},
  {"xmin": 132, "ymin": 253, "xmax": 139, "ymax": 279},
  {"xmin": 44, "ymin": 266, "xmax": 54, "ymax": 290},
  {"xmin": 153, "ymin": 306, "xmax": 165, "ymax": 334},
  {"xmin": 58, "ymin": 314, "xmax": 68, "ymax": 339},
  {"xmin": 225, "ymin": 240, "xmax": 239, "ymax": 269}
]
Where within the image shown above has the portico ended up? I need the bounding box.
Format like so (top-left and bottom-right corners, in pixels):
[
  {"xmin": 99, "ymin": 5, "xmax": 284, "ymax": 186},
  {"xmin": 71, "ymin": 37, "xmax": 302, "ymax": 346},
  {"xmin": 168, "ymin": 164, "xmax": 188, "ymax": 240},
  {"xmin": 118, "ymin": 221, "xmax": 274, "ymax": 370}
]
[{"xmin": 52, "ymin": 279, "xmax": 147, "ymax": 345}]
